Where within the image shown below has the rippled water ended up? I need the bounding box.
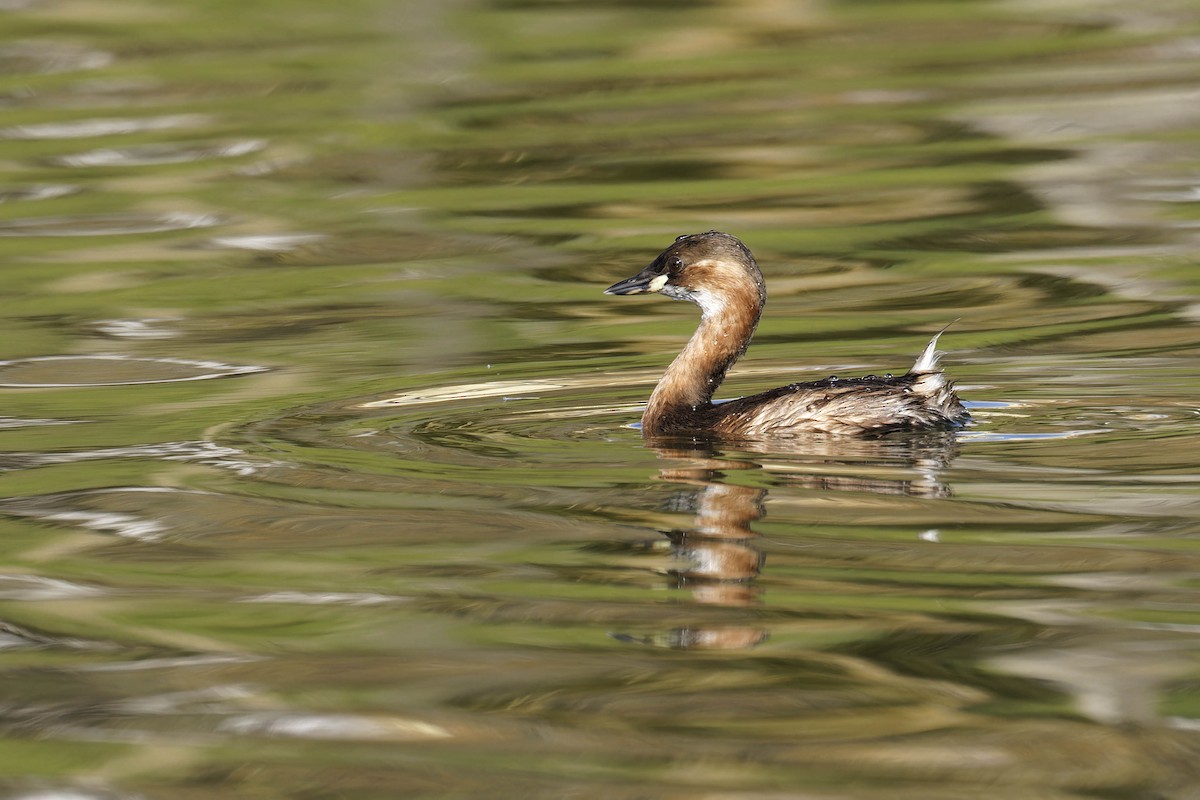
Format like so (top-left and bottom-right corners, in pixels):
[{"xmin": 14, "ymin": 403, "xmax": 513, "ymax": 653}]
[{"xmin": 2, "ymin": 0, "xmax": 1200, "ymax": 797}]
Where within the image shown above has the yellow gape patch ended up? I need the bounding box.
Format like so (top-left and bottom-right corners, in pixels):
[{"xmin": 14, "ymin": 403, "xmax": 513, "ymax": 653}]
[{"xmin": 647, "ymin": 274, "xmax": 669, "ymax": 292}]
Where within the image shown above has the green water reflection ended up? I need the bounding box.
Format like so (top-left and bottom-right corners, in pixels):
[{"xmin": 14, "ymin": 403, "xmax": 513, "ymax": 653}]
[{"xmin": 2, "ymin": 0, "xmax": 1200, "ymax": 797}]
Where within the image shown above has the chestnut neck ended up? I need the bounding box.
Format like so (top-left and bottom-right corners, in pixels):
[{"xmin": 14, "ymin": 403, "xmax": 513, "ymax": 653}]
[{"xmin": 642, "ymin": 281, "xmax": 763, "ymax": 436}]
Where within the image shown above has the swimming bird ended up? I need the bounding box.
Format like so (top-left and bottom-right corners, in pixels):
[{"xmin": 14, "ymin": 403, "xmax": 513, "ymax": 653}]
[{"xmin": 605, "ymin": 231, "xmax": 968, "ymax": 437}]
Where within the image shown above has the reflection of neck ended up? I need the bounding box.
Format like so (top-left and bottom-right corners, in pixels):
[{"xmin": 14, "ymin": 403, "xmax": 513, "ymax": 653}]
[
  {"xmin": 655, "ymin": 453, "xmax": 766, "ymax": 595},
  {"xmin": 694, "ymin": 483, "xmax": 761, "ymax": 539},
  {"xmin": 643, "ymin": 287, "xmax": 762, "ymax": 436}
]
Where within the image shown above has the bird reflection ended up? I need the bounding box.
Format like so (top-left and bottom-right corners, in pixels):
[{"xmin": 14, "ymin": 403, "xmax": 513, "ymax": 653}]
[
  {"xmin": 608, "ymin": 444, "xmax": 767, "ymax": 650},
  {"xmin": 612, "ymin": 432, "xmax": 961, "ymax": 651},
  {"xmin": 656, "ymin": 447, "xmax": 767, "ymax": 593},
  {"xmin": 730, "ymin": 431, "xmax": 960, "ymax": 498}
]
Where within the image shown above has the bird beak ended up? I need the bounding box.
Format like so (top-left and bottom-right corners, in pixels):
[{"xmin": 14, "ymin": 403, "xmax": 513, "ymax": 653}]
[{"xmin": 604, "ymin": 266, "xmax": 669, "ymax": 296}]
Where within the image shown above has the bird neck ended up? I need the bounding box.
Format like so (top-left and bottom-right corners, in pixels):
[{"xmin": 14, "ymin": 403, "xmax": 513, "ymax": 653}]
[{"xmin": 642, "ymin": 290, "xmax": 762, "ymax": 436}]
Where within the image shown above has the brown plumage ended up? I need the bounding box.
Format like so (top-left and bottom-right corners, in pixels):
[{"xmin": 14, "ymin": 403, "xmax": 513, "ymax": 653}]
[{"xmin": 605, "ymin": 231, "xmax": 969, "ymax": 438}]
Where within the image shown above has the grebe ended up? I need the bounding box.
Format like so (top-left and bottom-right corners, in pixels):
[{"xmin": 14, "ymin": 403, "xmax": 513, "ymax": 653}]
[{"xmin": 605, "ymin": 231, "xmax": 969, "ymax": 437}]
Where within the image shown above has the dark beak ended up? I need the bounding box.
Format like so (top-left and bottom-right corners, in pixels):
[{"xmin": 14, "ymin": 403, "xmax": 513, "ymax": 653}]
[{"xmin": 604, "ymin": 265, "xmax": 662, "ymax": 295}]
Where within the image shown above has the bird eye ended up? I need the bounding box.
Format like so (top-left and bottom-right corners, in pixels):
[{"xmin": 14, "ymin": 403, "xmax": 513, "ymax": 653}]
[{"xmin": 667, "ymin": 256, "xmax": 683, "ymax": 272}]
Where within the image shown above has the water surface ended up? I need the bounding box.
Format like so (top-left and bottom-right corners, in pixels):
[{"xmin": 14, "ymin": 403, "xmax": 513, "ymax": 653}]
[{"xmin": 2, "ymin": 0, "xmax": 1200, "ymax": 797}]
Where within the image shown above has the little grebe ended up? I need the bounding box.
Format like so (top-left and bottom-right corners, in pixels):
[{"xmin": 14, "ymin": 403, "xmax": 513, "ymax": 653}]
[{"xmin": 605, "ymin": 231, "xmax": 969, "ymax": 437}]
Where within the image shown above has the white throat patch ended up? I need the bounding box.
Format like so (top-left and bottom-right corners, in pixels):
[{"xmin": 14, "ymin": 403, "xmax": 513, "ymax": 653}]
[{"xmin": 693, "ymin": 289, "xmax": 727, "ymax": 319}]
